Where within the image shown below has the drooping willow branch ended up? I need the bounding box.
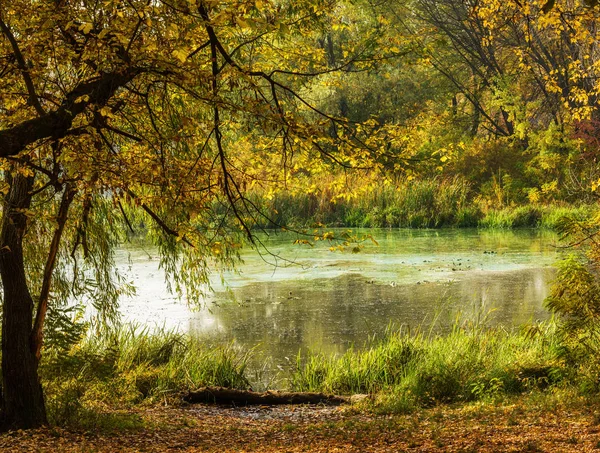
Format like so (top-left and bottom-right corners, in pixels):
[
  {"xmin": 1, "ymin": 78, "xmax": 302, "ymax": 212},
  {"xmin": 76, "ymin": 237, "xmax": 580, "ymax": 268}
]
[
  {"xmin": 30, "ymin": 183, "xmax": 77, "ymax": 362},
  {"xmin": 124, "ymin": 189, "xmax": 194, "ymax": 248}
]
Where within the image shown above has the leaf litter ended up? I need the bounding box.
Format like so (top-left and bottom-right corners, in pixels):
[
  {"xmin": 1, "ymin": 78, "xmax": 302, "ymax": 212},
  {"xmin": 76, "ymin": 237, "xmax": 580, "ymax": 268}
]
[{"xmin": 2, "ymin": 400, "xmax": 600, "ymax": 452}]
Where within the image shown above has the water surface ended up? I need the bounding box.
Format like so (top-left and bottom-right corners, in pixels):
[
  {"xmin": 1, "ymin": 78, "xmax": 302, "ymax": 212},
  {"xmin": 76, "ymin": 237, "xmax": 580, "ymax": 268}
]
[{"xmin": 116, "ymin": 228, "xmax": 559, "ymax": 372}]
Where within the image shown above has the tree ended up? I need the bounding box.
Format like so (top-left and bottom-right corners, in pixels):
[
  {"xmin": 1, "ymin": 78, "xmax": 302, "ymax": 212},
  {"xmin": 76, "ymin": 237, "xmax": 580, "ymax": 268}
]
[
  {"xmin": 475, "ymin": 0, "xmax": 600, "ymax": 122},
  {"xmin": 0, "ymin": 0, "xmax": 390, "ymax": 430}
]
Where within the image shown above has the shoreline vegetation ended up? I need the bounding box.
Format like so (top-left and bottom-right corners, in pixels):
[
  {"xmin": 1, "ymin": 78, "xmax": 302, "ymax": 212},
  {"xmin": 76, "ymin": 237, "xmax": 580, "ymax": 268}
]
[
  {"xmin": 39, "ymin": 318, "xmax": 599, "ymax": 432},
  {"xmin": 36, "ymin": 190, "xmax": 600, "ymax": 435},
  {"xmin": 248, "ymin": 178, "xmax": 598, "ymax": 230}
]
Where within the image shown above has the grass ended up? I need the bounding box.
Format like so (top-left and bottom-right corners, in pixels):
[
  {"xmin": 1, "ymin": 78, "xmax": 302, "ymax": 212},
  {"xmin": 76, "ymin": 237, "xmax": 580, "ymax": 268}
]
[
  {"xmin": 291, "ymin": 322, "xmax": 570, "ymax": 413},
  {"xmin": 256, "ymin": 176, "xmax": 475, "ymax": 229},
  {"xmin": 479, "ymin": 204, "xmax": 598, "ymax": 229},
  {"xmin": 249, "ymin": 177, "xmax": 597, "ymax": 230},
  {"xmin": 40, "ymin": 326, "xmax": 250, "ymax": 429},
  {"xmin": 37, "ymin": 316, "xmax": 600, "ymax": 430}
]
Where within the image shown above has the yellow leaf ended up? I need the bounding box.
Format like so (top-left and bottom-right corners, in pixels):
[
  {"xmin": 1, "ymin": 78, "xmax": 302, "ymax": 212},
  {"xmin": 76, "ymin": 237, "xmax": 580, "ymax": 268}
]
[
  {"xmin": 237, "ymin": 18, "xmax": 250, "ymax": 28},
  {"xmin": 172, "ymin": 49, "xmax": 187, "ymax": 63},
  {"xmin": 98, "ymin": 106, "xmax": 116, "ymax": 118},
  {"xmin": 79, "ymin": 22, "xmax": 93, "ymax": 34}
]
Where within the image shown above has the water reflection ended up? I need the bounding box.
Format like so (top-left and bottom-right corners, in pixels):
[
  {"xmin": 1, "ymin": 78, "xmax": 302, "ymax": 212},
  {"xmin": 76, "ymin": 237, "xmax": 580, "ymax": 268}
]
[
  {"xmin": 117, "ymin": 228, "xmax": 559, "ymax": 371},
  {"xmin": 188, "ymin": 267, "xmax": 554, "ymax": 367}
]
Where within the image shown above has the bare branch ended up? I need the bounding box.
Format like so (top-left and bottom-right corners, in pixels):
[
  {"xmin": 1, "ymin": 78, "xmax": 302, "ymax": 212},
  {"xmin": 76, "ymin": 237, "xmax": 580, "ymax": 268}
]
[{"xmin": 0, "ymin": 16, "xmax": 46, "ymax": 116}]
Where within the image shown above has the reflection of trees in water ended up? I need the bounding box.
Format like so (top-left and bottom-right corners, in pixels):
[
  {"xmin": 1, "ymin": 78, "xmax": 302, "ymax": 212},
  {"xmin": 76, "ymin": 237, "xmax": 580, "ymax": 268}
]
[
  {"xmin": 452, "ymin": 268, "xmax": 553, "ymax": 326},
  {"xmin": 188, "ymin": 268, "xmax": 555, "ymax": 366}
]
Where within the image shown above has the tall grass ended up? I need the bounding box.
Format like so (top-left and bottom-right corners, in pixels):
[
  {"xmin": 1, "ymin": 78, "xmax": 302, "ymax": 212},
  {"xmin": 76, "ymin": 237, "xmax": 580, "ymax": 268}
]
[
  {"xmin": 291, "ymin": 322, "xmax": 568, "ymax": 412},
  {"xmin": 479, "ymin": 204, "xmax": 597, "ymax": 229},
  {"xmin": 40, "ymin": 326, "xmax": 250, "ymax": 428},
  {"xmin": 291, "ymin": 331, "xmax": 421, "ymax": 395},
  {"xmin": 538, "ymin": 204, "xmax": 598, "ymax": 229},
  {"xmin": 251, "ymin": 177, "xmax": 597, "ymax": 229},
  {"xmin": 255, "ymin": 177, "xmax": 476, "ymax": 228},
  {"xmin": 39, "ymin": 318, "xmax": 600, "ymax": 427}
]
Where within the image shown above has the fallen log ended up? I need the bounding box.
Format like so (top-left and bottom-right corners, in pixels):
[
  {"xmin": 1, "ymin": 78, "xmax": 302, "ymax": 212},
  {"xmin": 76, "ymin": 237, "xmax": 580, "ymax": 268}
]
[{"xmin": 183, "ymin": 386, "xmax": 355, "ymax": 406}]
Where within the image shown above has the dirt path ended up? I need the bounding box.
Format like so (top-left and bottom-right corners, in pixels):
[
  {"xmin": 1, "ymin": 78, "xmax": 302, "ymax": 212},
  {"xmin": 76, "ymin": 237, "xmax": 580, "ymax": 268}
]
[{"xmin": 2, "ymin": 402, "xmax": 600, "ymax": 452}]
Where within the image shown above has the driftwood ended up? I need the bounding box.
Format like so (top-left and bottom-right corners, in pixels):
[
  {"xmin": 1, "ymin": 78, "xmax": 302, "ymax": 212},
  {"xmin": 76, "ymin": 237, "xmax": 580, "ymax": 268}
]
[{"xmin": 183, "ymin": 386, "xmax": 355, "ymax": 406}]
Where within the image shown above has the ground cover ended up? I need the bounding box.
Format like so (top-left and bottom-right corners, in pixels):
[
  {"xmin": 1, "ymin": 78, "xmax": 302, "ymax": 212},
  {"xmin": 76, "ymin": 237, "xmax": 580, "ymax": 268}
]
[
  {"xmin": 41, "ymin": 322, "xmax": 571, "ymax": 428},
  {"xmin": 28, "ymin": 309, "xmax": 600, "ymax": 451},
  {"xmin": 3, "ymin": 396, "xmax": 600, "ymax": 452}
]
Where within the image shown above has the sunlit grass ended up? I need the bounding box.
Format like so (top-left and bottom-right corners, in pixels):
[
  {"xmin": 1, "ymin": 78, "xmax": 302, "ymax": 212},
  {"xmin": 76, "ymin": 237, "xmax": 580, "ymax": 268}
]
[
  {"xmin": 479, "ymin": 204, "xmax": 597, "ymax": 229},
  {"xmin": 262, "ymin": 176, "xmax": 474, "ymax": 228},
  {"xmin": 38, "ymin": 314, "xmax": 600, "ymax": 428},
  {"xmin": 41, "ymin": 325, "xmax": 250, "ymax": 428},
  {"xmin": 291, "ymin": 321, "xmax": 570, "ymax": 413}
]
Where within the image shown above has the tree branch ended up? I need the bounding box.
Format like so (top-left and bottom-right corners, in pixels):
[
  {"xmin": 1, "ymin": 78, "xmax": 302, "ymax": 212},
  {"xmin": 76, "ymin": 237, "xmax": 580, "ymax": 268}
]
[
  {"xmin": 30, "ymin": 183, "xmax": 77, "ymax": 362},
  {"xmin": 124, "ymin": 189, "xmax": 194, "ymax": 247},
  {"xmin": 0, "ymin": 69, "xmax": 140, "ymax": 158},
  {"xmin": 0, "ymin": 16, "xmax": 46, "ymax": 117}
]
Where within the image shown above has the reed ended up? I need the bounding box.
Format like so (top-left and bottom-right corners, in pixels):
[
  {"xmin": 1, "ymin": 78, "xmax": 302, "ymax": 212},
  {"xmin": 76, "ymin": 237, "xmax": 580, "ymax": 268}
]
[
  {"xmin": 251, "ymin": 177, "xmax": 597, "ymax": 230},
  {"xmin": 254, "ymin": 176, "xmax": 474, "ymax": 228},
  {"xmin": 291, "ymin": 321, "xmax": 566, "ymax": 412},
  {"xmin": 479, "ymin": 204, "xmax": 597, "ymax": 229}
]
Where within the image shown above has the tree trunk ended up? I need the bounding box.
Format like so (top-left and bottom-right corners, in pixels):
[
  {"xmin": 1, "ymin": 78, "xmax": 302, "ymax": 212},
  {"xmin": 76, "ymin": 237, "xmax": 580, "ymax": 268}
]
[{"xmin": 0, "ymin": 172, "xmax": 47, "ymax": 430}]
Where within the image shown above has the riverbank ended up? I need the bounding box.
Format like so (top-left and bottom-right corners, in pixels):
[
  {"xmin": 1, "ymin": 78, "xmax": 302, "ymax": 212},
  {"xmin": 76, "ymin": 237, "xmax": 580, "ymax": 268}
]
[
  {"xmin": 39, "ymin": 320, "xmax": 600, "ymax": 430},
  {"xmin": 4, "ymin": 395, "xmax": 600, "ymax": 452}
]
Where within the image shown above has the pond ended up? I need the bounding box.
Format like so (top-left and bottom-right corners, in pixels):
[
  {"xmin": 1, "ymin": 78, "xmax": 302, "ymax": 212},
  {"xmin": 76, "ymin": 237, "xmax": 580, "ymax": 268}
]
[{"xmin": 116, "ymin": 228, "xmax": 561, "ymax": 376}]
